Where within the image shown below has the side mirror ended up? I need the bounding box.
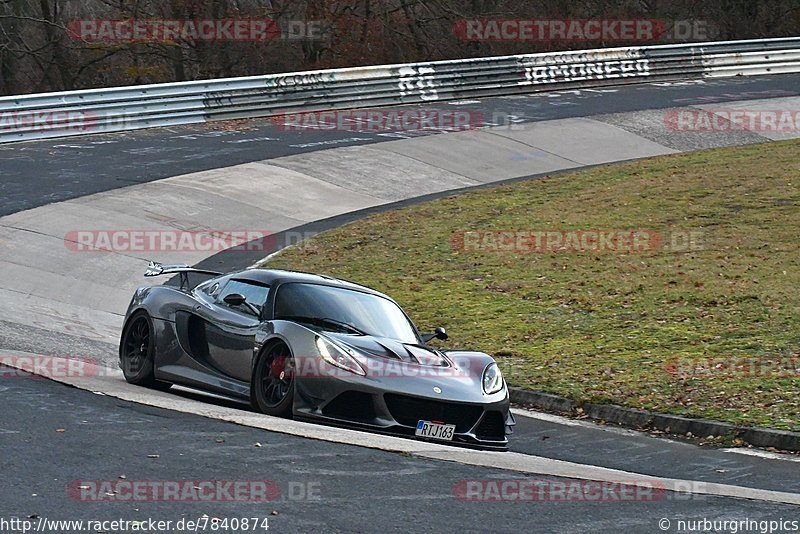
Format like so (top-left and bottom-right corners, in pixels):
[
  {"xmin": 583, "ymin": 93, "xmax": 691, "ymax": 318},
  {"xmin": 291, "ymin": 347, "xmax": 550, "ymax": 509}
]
[
  {"xmin": 422, "ymin": 327, "xmax": 448, "ymax": 343},
  {"xmin": 223, "ymin": 293, "xmax": 247, "ymax": 306},
  {"xmin": 223, "ymin": 293, "xmax": 262, "ymax": 316}
]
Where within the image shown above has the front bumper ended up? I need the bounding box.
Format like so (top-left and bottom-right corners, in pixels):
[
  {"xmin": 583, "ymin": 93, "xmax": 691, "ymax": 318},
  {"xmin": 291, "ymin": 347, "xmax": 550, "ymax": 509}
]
[{"xmin": 294, "ymin": 385, "xmax": 515, "ymax": 451}]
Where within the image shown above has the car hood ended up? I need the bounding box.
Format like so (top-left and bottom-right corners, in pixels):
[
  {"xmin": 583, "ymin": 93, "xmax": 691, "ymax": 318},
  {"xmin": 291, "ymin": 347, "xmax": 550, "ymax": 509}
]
[{"xmin": 324, "ymin": 332, "xmax": 449, "ymax": 367}]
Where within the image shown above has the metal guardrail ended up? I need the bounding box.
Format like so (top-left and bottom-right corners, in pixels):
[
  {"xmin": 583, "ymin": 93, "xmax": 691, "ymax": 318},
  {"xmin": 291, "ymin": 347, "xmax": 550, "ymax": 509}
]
[{"xmin": 1, "ymin": 37, "xmax": 799, "ymax": 144}]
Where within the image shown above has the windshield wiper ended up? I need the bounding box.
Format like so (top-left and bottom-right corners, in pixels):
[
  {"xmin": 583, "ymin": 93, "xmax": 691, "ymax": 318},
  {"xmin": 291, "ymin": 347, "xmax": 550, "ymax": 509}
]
[
  {"xmin": 321, "ymin": 317, "xmax": 368, "ymax": 336},
  {"xmin": 276, "ymin": 316, "xmax": 367, "ymax": 336}
]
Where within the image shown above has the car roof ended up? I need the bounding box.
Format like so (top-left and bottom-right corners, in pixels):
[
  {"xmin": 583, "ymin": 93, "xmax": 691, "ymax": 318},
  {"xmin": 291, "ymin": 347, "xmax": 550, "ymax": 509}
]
[{"xmin": 232, "ymin": 269, "xmax": 391, "ymax": 299}]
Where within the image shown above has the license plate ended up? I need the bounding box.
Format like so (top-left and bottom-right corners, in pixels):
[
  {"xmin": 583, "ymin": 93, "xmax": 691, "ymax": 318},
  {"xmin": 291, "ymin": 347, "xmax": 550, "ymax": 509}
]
[{"xmin": 415, "ymin": 420, "xmax": 456, "ymax": 441}]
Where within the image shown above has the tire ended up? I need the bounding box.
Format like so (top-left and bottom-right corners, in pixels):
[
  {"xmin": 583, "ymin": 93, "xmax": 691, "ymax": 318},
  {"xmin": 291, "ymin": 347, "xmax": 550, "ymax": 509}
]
[
  {"xmin": 119, "ymin": 311, "xmax": 171, "ymax": 391},
  {"xmin": 251, "ymin": 342, "xmax": 295, "ymax": 417}
]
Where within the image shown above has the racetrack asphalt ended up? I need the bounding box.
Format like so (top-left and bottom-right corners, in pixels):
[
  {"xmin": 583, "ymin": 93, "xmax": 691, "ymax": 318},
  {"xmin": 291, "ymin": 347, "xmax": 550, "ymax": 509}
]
[
  {"xmin": 1, "ymin": 75, "xmax": 798, "ymax": 217},
  {"xmin": 2, "ymin": 365, "xmax": 799, "ymax": 533},
  {"xmin": 1, "ymin": 75, "xmax": 799, "ymax": 532}
]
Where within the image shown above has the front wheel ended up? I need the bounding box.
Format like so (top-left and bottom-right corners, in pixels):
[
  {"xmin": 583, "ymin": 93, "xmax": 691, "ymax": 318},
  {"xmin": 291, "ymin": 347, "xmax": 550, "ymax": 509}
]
[
  {"xmin": 119, "ymin": 311, "xmax": 171, "ymax": 391},
  {"xmin": 251, "ymin": 342, "xmax": 295, "ymax": 417}
]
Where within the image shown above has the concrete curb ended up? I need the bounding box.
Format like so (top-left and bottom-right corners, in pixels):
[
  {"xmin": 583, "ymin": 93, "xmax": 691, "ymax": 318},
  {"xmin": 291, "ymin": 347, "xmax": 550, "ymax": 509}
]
[{"xmin": 509, "ymin": 387, "xmax": 800, "ymax": 452}]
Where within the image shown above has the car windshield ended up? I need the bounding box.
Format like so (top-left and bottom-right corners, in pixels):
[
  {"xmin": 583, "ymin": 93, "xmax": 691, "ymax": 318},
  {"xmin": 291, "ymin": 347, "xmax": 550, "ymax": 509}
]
[{"xmin": 273, "ymin": 283, "xmax": 419, "ymax": 343}]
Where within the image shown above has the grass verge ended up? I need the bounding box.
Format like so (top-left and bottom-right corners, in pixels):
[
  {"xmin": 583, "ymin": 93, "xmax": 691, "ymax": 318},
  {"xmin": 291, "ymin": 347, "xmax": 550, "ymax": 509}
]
[{"xmin": 263, "ymin": 140, "xmax": 800, "ymax": 431}]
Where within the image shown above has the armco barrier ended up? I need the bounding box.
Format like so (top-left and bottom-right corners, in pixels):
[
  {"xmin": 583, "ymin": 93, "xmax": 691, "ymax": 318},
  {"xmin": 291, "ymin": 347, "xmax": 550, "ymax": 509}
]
[{"xmin": 1, "ymin": 37, "xmax": 799, "ymax": 144}]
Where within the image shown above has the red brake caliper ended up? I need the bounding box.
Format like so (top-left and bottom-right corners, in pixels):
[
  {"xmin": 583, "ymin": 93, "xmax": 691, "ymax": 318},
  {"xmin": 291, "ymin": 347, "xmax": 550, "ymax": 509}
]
[{"xmin": 270, "ymin": 354, "xmax": 289, "ymax": 381}]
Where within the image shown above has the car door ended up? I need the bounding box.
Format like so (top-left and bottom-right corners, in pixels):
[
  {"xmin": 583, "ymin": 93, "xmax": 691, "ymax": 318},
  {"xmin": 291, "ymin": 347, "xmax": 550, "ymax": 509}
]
[{"xmin": 197, "ymin": 279, "xmax": 270, "ymax": 382}]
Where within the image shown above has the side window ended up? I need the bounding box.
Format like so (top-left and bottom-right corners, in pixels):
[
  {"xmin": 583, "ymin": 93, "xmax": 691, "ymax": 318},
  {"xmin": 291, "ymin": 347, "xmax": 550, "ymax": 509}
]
[
  {"xmin": 216, "ymin": 279, "xmax": 270, "ymax": 317},
  {"xmin": 198, "ymin": 275, "xmax": 230, "ymax": 299},
  {"xmin": 205, "ymin": 281, "xmax": 222, "ymax": 298}
]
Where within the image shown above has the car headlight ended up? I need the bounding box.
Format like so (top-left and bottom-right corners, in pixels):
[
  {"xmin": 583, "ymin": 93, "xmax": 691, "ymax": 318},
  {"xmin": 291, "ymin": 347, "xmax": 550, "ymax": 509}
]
[
  {"xmin": 482, "ymin": 363, "xmax": 504, "ymax": 395},
  {"xmin": 315, "ymin": 336, "xmax": 365, "ymax": 376}
]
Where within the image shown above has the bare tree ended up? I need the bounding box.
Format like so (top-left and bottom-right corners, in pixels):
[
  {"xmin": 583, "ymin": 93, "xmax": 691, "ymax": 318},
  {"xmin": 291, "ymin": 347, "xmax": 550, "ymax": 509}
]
[{"xmin": 0, "ymin": 0, "xmax": 797, "ymax": 95}]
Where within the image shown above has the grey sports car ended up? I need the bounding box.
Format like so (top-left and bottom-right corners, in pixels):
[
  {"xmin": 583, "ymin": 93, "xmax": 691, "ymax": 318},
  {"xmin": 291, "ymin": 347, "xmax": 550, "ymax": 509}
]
[{"xmin": 119, "ymin": 262, "xmax": 514, "ymax": 450}]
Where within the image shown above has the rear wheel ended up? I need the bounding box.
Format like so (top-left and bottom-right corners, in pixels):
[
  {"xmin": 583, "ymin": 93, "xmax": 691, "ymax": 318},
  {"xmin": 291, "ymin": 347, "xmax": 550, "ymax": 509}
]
[
  {"xmin": 120, "ymin": 311, "xmax": 171, "ymax": 391},
  {"xmin": 251, "ymin": 342, "xmax": 295, "ymax": 417}
]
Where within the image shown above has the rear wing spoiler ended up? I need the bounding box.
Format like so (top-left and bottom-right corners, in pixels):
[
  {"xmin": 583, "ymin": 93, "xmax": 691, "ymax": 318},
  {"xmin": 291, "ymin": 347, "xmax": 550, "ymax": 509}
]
[
  {"xmin": 145, "ymin": 261, "xmax": 223, "ymax": 290},
  {"xmin": 145, "ymin": 261, "xmax": 222, "ymax": 278}
]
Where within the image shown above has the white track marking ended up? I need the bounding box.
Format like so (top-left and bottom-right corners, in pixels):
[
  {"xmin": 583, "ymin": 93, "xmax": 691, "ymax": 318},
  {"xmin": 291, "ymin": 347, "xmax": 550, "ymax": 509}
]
[
  {"xmin": 512, "ymin": 407, "xmax": 690, "ymax": 442},
  {"xmin": 512, "ymin": 407, "xmax": 594, "ymax": 427},
  {"xmin": 513, "ymin": 408, "xmax": 800, "ymax": 455},
  {"xmin": 721, "ymin": 448, "xmax": 800, "ymax": 463}
]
